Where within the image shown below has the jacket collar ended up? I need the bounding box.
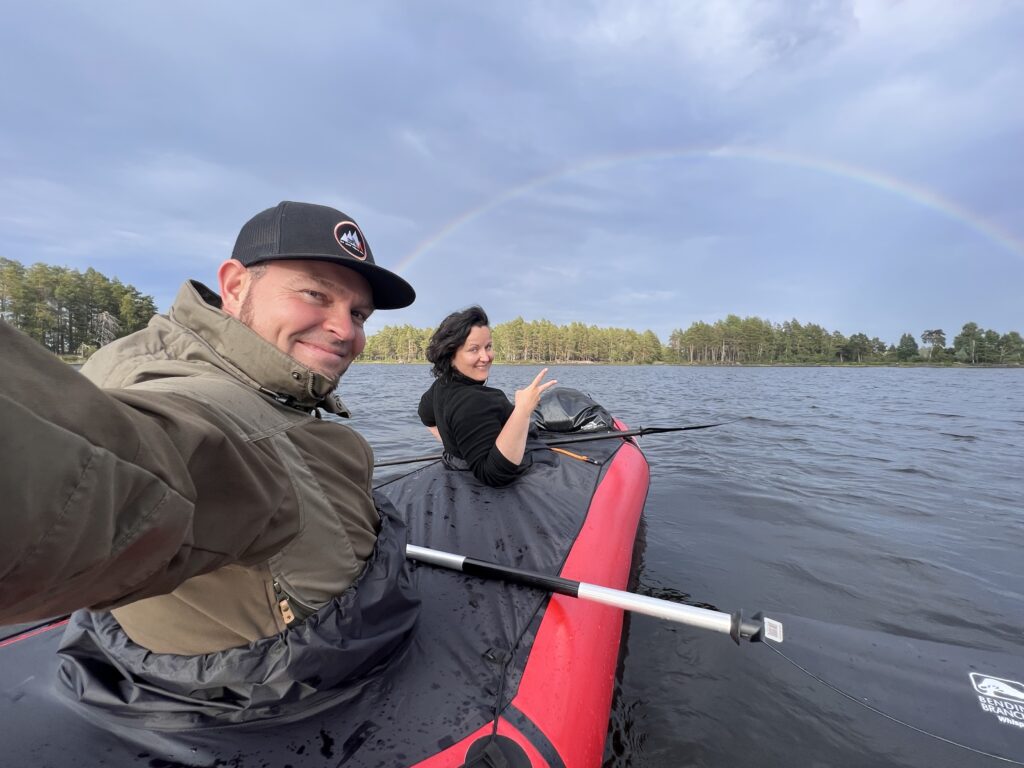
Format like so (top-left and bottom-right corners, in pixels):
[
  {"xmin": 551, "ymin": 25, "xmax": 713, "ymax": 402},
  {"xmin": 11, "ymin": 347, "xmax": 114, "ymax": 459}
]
[
  {"xmin": 169, "ymin": 281, "xmax": 350, "ymax": 415},
  {"xmin": 447, "ymin": 370, "xmax": 487, "ymax": 387}
]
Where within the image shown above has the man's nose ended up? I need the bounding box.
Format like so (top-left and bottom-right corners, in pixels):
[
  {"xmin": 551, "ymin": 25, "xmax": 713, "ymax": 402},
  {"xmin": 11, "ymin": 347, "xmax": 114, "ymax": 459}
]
[{"xmin": 323, "ymin": 305, "xmax": 355, "ymax": 340}]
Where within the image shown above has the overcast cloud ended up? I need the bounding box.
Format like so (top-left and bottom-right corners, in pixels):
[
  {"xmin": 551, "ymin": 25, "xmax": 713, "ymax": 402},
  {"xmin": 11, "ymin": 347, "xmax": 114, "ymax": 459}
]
[{"xmin": 2, "ymin": 0, "xmax": 1021, "ymax": 344}]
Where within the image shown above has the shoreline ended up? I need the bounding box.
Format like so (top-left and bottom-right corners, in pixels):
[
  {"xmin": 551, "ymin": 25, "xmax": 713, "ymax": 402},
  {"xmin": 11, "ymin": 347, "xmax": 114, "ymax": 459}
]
[
  {"xmin": 61, "ymin": 355, "xmax": 1020, "ymax": 370},
  {"xmin": 353, "ymin": 360, "xmax": 1022, "ymax": 369}
]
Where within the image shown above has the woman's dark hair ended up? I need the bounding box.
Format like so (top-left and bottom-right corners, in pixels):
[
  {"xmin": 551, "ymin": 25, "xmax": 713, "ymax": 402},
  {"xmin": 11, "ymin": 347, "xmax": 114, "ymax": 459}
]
[{"xmin": 426, "ymin": 305, "xmax": 490, "ymax": 379}]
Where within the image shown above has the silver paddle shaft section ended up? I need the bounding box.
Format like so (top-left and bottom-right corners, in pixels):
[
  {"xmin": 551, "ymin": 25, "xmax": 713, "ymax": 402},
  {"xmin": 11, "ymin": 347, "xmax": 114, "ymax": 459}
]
[
  {"xmin": 406, "ymin": 544, "xmax": 736, "ymax": 637},
  {"xmin": 407, "ymin": 544, "xmax": 465, "ymax": 570},
  {"xmin": 577, "ymin": 582, "xmax": 733, "ymax": 634}
]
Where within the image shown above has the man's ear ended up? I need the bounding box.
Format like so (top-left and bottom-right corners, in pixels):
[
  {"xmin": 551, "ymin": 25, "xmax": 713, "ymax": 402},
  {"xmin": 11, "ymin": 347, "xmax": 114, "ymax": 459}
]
[{"xmin": 218, "ymin": 259, "xmax": 249, "ymax": 318}]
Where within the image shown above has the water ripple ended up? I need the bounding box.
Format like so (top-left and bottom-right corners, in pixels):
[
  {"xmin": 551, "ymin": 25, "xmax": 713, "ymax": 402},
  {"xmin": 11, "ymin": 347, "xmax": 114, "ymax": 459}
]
[{"xmin": 342, "ymin": 363, "xmax": 1022, "ymax": 768}]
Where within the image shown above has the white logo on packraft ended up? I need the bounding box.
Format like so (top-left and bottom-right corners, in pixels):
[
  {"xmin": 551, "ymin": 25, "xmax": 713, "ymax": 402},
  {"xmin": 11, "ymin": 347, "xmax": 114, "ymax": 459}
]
[
  {"xmin": 972, "ymin": 673, "xmax": 1024, "ymax": 702},
  {"xmin": 971, "ymin": 672, "xmax": 1024, "ymax": 731}
]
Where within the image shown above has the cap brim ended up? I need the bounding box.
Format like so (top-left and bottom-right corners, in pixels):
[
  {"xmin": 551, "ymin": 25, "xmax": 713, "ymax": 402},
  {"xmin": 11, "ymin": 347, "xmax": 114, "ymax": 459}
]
[{"xmin": 250, "ymin": 253, "xmax": 415, "ymax": 310}]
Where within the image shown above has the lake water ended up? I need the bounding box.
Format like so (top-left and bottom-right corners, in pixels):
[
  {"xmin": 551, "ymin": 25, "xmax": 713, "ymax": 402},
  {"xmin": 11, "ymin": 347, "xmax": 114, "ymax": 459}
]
[{"xmin": 343, "ymin": 364, "xmax": 1024, "ymax": 768}]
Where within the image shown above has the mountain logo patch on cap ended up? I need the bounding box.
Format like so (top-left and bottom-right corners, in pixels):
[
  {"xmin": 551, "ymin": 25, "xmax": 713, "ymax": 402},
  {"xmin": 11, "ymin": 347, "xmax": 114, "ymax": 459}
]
[{"xmin": 334, "ymin": 221, "xmax": 368, "ymax": 261}]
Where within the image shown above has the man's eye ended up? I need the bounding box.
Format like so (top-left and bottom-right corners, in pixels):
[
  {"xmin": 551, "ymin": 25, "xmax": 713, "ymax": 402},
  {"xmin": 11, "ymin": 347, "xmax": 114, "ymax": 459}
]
[
  {"xmin": 302, "ymin": 289, "xmax": 326, "ymax": 301},
  {"xmin": 352, "ymin": 310, "xmax": 367, "ymax": 323}
]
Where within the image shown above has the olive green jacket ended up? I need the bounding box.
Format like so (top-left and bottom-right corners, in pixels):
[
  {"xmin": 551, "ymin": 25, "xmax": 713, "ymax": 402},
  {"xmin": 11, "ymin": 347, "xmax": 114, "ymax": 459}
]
[{"xmin": 0, "ymin": 281, "xmax": 379, "ymax": 654}]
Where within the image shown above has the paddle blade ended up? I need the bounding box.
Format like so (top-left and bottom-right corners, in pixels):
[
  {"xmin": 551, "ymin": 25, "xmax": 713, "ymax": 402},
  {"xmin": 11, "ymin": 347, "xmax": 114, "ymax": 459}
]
[{"xmin": 759, "ymin": 612, "xmax": 1024, "ymax": 765}]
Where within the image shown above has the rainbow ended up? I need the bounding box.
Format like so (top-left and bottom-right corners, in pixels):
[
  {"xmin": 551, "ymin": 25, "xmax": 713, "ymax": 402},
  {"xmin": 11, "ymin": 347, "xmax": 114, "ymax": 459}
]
[{"xmin": 395, "ymin": 146, "xmax": 1024, "ymax": 274}]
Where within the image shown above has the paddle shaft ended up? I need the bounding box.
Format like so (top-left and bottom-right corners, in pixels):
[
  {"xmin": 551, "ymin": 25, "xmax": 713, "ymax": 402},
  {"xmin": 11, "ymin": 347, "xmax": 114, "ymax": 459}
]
[
  {"xmin": 406, "ymin": 544, "xmax": 763, "ymax": 643},
  {"xmin": 376, "ymin": 422, "xmax": 735, "ymax": 468},
  {"xmin": 546, "ymin": 421, "xmax": 732, "ymax": 446}
]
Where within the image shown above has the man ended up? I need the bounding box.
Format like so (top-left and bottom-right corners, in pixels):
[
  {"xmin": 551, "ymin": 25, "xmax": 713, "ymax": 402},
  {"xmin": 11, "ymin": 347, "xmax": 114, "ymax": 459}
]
[{"xmin": 0, "ymin": 201, "xmax": 416, "ymax": 657}]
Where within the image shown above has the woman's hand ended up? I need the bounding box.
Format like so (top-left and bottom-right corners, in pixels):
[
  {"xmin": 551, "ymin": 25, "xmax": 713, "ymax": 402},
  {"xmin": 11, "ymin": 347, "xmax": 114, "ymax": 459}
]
[
  {"xmin": 513, "ymin": 368, "xmax": 558, "ymax": 414},
  {"xmin": 495, "ymin": 368, "xmax": 558, "ymax": 467}
]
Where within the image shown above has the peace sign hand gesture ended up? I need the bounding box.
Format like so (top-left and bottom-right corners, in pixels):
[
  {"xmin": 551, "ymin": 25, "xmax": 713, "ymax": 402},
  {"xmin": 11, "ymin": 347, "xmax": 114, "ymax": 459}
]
[{"xmin": 513, "ymin": 368, "xmax": 558, "ymax": 414}]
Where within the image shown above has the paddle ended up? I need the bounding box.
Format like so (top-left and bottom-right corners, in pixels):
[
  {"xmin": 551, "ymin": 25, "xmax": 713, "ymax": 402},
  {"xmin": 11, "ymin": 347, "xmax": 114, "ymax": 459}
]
[
  {"xmin": 374, "ymin": 420, "xmax": 740, "ymax": 468},
  {"xmin": 407, "ymin": 544, "xmax": 1024, "ymax": 766},
  {"xmin": 407, "ymin": 543, "xmax": 764, "ymax": 642}
]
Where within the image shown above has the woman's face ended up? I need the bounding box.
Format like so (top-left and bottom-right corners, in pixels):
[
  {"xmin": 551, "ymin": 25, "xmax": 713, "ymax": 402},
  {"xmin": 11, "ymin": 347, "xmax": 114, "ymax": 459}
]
[{"xmin": 453, "ymin": 325, "xmax": 493, "ymax": 382}]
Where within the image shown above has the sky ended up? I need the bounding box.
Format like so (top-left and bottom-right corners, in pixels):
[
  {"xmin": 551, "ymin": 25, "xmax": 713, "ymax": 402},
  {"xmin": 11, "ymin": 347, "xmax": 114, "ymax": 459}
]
[{"xmin": 2, "ymin": 1, "xmax": 1022, "ymax": 346}]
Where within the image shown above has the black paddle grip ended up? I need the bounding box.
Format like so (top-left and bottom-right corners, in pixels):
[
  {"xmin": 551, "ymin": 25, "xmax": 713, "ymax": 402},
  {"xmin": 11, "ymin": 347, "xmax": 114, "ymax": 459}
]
[{"xmin": 461, "ymin": 558, "xmax": 580, "ymax": 599}]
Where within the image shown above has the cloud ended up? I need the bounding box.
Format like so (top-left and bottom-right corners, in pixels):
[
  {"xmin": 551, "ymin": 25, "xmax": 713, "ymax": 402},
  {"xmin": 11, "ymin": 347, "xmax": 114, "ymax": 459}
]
[
  {"xmin": 612, "ymin": 289, "xmax": 677, "ymax": 304},
  {"xmin": 398, "ymin": 129, "xmax": 436, "ymax": 162},
  {"xmin": 1, "ymin": 1, "xmax": 1021, "ymax": 342},
  {"xmin": 546, "ymin": 0, "xmax": 856, "ymax": 89}
]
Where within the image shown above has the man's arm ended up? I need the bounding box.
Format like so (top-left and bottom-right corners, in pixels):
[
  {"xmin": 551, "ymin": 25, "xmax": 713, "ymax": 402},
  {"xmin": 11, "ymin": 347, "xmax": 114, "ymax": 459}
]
[{"xmin": 0, "ymin": 321, "xmax": 298, "ymax": 624}]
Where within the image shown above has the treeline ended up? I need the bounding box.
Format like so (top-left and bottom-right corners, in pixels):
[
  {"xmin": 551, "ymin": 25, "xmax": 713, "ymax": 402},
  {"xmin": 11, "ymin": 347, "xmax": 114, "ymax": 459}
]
[
  {"xmin": 363, "ymin": 318, "xmax": 664, "ymax": 364},
  {"xmin": 364, "ymin": 315, "xmax": 1024, "ymax": 365},
  {"xmin": 666, "ymin": 316, "xmax": 1024, "ymax": 365},
  {"xmin": 0, "ymin": 258, "xmax": 157, "ymax": 357},
  {"xmin": 5, "ymin": 255, "xmax": 1018, "ymax": 367}
]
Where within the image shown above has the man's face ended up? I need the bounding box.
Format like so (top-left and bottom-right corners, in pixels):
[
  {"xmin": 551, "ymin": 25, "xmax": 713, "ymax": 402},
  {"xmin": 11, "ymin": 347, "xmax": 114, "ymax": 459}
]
[{"xmin": 222, "ymin": 259, "xmax": 374, "ymax": 380}]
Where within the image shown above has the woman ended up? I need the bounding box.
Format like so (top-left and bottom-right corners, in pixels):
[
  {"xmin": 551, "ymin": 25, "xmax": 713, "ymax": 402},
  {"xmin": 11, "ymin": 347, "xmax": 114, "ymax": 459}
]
[{"xmin": 418, "ymin": 306, "xmax": 557, "ymax": 487}]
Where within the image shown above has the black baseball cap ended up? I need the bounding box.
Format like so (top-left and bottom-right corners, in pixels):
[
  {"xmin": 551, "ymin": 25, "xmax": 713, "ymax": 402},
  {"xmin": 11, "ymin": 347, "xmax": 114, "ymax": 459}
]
[{"xmin": 232, "ymin": 201, "xmax": 415, "ymax": 309}]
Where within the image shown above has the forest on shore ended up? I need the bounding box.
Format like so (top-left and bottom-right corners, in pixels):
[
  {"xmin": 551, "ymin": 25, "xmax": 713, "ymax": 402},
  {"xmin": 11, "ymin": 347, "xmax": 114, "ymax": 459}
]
[
  {"xmin": 3, "ymin": 258, "xmax": 1020, "ymax": 365},
  {"xmin": 363, "ymin": 317, "xmax": 1023, "ymax": 365},
  {"xmin": 1, "ymin": 258, "xmax": 157, "ymax": 357}
]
